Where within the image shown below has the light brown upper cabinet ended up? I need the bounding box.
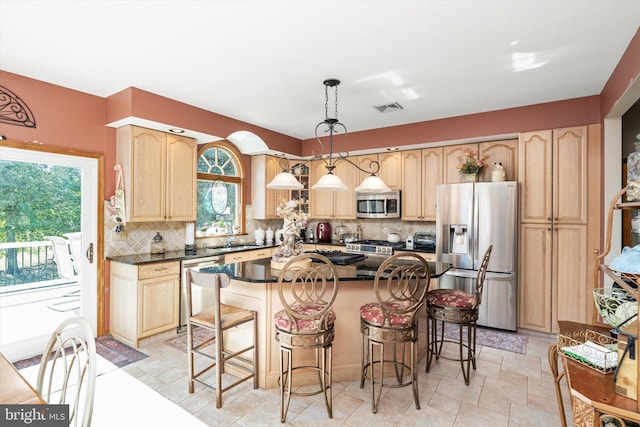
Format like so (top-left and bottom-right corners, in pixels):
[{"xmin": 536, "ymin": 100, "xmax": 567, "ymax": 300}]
[
  {"xmin": 355, "ymin": 152, "xmax": 402, "ymax": 190},
  {"xmin": 479, "ymin": 139, "xmax": 518, "ymax": 182},
  {"xmin": 401, "ymin": 147, "xmax": 443, "ymax": 221},
  {"xmin": 378, "ymin": 152, "xmax": 402, "ymax": 189},
  {"xmin": 519, "ymin": 128, "xmax": 587, "ymax": 225},
  {"xmin": 355, "ymin": 153, "xmax": 379, "ymax": 189},
  {"xmin": 252, "ymin": 155, "xmax": 289, "ymax": 219},
  {"xmin": 443, "ymin": 144, "xmax": 477, "ymax": 183},
  {"xmin": 116, "ymin": 125, "xmax": 196, "ymax": 222},
  {"xmin": 310, "ymin": 159, "xmax": 356, "ymax": 219},
  {"xmin": 443, "ymin": 141, "xmax": 518, "ymax": 184}
]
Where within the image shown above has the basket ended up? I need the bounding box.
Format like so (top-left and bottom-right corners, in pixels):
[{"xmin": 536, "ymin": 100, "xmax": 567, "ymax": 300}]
[
  {"xmin": 558, "ymin": 329, "xmax": 618, "ymax": 374},
  {"xmin": 593, "ymin": 287, "xmax": 638, "ymax": 328}
]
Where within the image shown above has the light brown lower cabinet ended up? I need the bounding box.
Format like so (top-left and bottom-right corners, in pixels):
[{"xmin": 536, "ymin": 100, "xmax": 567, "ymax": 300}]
[
  {"xmin": 519, "ymin": 223, "xmax": 587, "ymax": 333},
  {"xmin": 110, "ymin": 261, "xmax": 180, "ymax": 348}
]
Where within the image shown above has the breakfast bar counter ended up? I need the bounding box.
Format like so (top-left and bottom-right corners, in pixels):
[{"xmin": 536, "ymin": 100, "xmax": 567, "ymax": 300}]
[
  {"xmin": 209, "ymin": 256, "xmax": 451, "ymax": 283},
  {"xmin": 208, "ymin": 256, "xmax": 450, "ymax": 389}
]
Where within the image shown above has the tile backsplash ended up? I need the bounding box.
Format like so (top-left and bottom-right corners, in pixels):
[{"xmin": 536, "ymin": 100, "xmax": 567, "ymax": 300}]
[{"xmin": 104, "ymin": 202, "xmax": 435, "ymax": 257}]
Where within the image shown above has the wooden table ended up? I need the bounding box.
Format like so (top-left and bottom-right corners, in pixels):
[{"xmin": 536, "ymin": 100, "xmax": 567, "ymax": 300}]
[
  {"xmin": 553, "ymin": 321, "xmax": 640, "ymax": 427},
  {"xmin": 0, "ymin": 353, "xmax": 45, "ymax": 404}
]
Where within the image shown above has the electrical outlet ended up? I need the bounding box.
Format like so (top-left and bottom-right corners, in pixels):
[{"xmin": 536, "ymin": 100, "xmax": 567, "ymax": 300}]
[{"xmin": 113, "ymin": 230, "xmax": 128, "ymax": 241}]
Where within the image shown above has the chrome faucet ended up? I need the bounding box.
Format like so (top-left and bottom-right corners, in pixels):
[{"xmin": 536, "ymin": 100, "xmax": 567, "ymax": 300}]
[{"xmin": 225, "ymin": 219, "xmax": 237, "ymax": 247}]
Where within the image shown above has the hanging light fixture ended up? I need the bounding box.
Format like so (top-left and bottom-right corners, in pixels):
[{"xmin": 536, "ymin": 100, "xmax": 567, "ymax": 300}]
[{"xmin": 267, "ymin": 79, "xmax": 391, "ymax": 193}]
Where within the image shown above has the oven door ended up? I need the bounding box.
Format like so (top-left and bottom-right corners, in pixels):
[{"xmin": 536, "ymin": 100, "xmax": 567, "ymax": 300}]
[{"xmin": 179, "ymin": 255, "xmax": 225, "ymax": 331}]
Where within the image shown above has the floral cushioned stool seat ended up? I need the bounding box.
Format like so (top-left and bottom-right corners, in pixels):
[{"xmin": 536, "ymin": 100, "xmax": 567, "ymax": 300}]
[
  {"xmin": 274, "ymin": 304, "xmax": 336, "ymax": 333},
  {"xmin": 426, "ymin": 289, "xmax": 476, "ymax": 309},
  {"xmin": 359, "ymin": 302, "xmax": 415, "ymax": 326}
]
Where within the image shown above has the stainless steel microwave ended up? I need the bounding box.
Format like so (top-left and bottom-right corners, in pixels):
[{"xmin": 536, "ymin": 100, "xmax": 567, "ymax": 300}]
[{"xmin": 355, "ymin": 191, "xmax": 401, "ymax": 219}]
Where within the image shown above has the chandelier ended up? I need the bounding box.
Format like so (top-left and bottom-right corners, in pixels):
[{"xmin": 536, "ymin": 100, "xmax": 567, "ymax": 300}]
[{"xmin": 267, "ymin": 79, "xmax": 392, "ymax": 193}]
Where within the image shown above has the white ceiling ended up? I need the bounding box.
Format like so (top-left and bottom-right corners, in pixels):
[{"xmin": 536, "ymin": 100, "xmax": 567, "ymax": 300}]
[{"xmin": 1, "ymin": 0, "xmax": 639, "ymax": 141}]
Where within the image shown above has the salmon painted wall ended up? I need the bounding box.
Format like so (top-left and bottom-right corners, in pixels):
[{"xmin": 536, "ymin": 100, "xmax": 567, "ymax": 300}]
[
  {"xmin": 0, "ymin": 71, "xmax": 110, "ymax": 157},
  {"xmin": 106, "ymin": 87, "xmax": 302, "ymax": 156},
  {"xmin": 104, "ymin": 87, "xmax": 304, "ymax": 201},
  {"xmin": 300, "ymin": 95, "xmax": 601, "ymax": 155}
]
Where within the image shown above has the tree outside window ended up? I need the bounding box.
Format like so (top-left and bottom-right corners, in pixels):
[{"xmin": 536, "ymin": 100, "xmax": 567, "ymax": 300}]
[
  {"xmin": 196, "ymin": 142, "xmax": 245, "ymax": 237},
  {"xmin": 0, "ymin": 160, "xmax": 80, "ymax": 283}
]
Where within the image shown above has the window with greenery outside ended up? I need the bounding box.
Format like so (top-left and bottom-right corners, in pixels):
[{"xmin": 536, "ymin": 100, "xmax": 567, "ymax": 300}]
[
  {"xmin": 0, "ymin": 160, "xmax": 80, "ymax": 285},
  {"xmin": 196, "ymin": 143, "xmax": 244, "ymax": 237}
]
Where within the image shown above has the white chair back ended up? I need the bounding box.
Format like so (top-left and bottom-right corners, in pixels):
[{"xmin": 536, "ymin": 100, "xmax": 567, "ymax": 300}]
[{"xmin": 36, "ymin": 317, "xmax": 96, "ymax": 427}]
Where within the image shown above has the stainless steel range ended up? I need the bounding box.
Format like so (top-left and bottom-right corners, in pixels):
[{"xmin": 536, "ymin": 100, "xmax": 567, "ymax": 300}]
[{"xmin": 345, "ymin": 239, "xmax": 404, "ymax": 256}]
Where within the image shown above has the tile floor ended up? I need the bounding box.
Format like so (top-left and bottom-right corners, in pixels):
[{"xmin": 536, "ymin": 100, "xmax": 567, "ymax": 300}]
[{"xmin": 116, "ymin": 329, "xmax": 570, "ymax": 426}]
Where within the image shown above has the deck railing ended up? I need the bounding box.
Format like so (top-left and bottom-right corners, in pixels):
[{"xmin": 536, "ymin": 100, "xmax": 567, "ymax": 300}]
[{"xmin": 0, "ymin": 241, "xmax": 59, "ymax": 288}]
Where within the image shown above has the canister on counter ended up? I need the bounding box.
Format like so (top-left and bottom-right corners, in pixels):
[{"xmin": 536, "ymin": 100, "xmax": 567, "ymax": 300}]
[{"xmin": 150, "ymin": 232, "xmax": 165, "ymax": 254}]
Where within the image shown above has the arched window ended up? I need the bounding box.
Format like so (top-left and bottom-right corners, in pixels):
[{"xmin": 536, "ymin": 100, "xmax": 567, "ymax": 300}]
[{"xmin": 196, "ymin": 141, "xmax": 245, "ymax": 238}]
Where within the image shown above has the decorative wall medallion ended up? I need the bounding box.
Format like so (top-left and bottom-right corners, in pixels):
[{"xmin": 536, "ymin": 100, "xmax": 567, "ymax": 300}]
[{"xmin": 0, "ymin": 86, "xmax": 36, "ymax": 128}]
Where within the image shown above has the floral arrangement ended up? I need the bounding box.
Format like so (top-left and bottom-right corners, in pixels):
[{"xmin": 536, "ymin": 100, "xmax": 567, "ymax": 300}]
[
  {"xmin": 457, "ymin": 149, "xmax": 489, "ymax": 175},
  {"xmin": 273, "ymin": 199, "xmax": 308, "ymax": 259}
]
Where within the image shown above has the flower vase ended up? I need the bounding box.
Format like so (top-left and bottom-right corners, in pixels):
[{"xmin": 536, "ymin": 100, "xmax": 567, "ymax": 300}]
[
  {"xmin": 464, "ymin": 173, "xmax": 478, "ymax": 183},
  {"xmin": 627, "ymin": 134, "xmax": 640, "ymax": 201},
  {"xmin": 272, "ymin": 199, "xmax": 308, "ymax": 270}
]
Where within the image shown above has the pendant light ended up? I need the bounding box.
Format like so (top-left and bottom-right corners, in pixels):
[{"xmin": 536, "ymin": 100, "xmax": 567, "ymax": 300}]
[
  {"xmin": 266, "ymin": 171, "xmax": 304, "ymax": 190},
  {"xmin": 267, "ymin": 79, "xmax": 391, "ymax": 193}
]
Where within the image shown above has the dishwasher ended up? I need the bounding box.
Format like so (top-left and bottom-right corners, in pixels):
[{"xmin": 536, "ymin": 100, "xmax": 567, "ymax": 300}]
[{"xmin": 179, "ymin": 255, "xmax": 225, "ymax": 332}]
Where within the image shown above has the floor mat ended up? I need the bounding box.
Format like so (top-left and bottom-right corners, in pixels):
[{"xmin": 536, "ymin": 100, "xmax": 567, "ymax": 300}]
[
  {"xmin": 94, "ymin": 335, "xmax": 149, "ymax": 368},
  {"xmin": 163, "ymin": 327, "xmax": 215, "ymax": 353},
  {"xmin": 441, "ymin": 323, "xmax": 527, "ymax": 354},
  {"xmin": 13, "ymin": 335, "xmax": 148, "ymax": 369}
]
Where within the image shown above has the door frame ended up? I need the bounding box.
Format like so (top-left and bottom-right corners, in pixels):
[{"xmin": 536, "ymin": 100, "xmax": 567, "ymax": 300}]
[{"xmin": 0, "ymin": 139, "xmax": 105, "ymax": 336}]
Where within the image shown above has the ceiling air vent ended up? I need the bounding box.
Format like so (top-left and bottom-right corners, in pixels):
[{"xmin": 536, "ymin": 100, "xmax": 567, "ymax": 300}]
[{"xmin": 374, "ymin": 102, "xmax": 404, "ymax": 113}]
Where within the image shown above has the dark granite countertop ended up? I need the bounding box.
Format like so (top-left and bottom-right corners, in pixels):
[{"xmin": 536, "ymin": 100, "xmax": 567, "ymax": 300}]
[
  {"xmin": 198, "ymin": 257, "xmax": 451, "ymax": 283},
  {"xmin": 106, "ymin": 244, "xmax": 278, "ymax": 265},
  {"xmin": 106, "ymin": 242, "xmax": 434, "ymax": 266}
]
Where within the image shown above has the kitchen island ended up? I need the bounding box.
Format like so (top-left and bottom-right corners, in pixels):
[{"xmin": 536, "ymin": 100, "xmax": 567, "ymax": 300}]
[{"xmin": 203, "ymin": 256, "xmax": 450, "ymax": 389}]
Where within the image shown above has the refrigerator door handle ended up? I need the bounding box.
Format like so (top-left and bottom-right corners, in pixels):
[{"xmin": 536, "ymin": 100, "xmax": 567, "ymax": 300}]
[
  {"xmin": 445, "ymin": 268, "xmax": 479, "ymax": 279},
  {"xmin": 483, "ymin": 271, "xmax": 517, "ymax": 281},
  {"xmin": 445, "ymin": 269, "xmax": 516, "ymax": 281}
]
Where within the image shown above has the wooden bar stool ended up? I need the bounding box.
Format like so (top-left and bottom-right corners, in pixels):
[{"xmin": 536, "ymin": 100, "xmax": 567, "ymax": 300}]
[
  {"xmin": 425, "ymin": 245, "xmax": 492, "ymax": 385},
  {"xmin": 274, "ymin": 253, "xmax": 339, "ymax": 423},
  {"xmin": 186, "ymin": 269, "xmax": 258, "ymax": 408},
  {"xmin": 359, "ymin": 252, "xmax": 431, "ymax": 413}
]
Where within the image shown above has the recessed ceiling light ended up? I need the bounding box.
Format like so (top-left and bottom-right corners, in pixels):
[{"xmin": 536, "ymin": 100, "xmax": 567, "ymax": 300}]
[{"xmin": 169, "ymin": 128, "xmax": 185, "ymax": 134}]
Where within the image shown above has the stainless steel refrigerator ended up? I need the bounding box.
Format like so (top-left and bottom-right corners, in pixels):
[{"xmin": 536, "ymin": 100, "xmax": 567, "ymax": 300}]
[{"xmin": 436, "ymin": 181, "xmax": 518, "ymax": 331}]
